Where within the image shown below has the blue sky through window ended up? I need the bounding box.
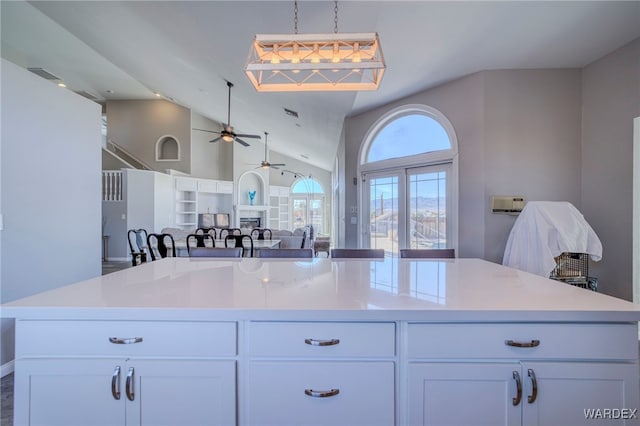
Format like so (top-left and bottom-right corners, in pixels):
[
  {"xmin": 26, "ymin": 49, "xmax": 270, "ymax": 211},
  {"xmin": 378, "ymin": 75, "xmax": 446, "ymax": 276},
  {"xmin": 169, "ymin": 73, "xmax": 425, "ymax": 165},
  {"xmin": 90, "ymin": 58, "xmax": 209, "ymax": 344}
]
[
  {"xmin": 367, "ymin": 114, "xmax": 451, "ymax": 163},
  {"xmin": 292, "ymin": 178, "xmax": 323, "ymax": 194}
]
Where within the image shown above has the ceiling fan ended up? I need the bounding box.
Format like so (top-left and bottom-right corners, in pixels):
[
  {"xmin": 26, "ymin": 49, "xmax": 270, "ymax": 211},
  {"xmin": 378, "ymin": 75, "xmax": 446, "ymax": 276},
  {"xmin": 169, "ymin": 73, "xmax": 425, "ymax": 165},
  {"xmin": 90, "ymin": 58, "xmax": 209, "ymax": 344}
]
[
  {"xmin": 256, "ymin": 132, "xmax": 286, "ymax": 169},
  {"xmin": 193, "ymin": 81, "xmax": 261, "ymax": 147}
]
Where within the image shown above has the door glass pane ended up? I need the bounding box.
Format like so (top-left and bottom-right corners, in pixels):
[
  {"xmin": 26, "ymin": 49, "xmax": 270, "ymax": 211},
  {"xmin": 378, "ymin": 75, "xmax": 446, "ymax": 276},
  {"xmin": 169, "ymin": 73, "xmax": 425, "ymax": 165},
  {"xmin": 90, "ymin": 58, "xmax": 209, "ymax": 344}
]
[
  {"xmin": 408, "ymin": 170, "xmax": 447, "ymax": 249},
  {"xmin": 292, "ymin": 198, "xmax": 307, "ymax": 229},
  {"xmin": 310, "ymin": 198, "xmax": 324, "ymax": 234},
  {"xmin": 369, "ymin": 175, "xmax": 398, "ymax": 255}
]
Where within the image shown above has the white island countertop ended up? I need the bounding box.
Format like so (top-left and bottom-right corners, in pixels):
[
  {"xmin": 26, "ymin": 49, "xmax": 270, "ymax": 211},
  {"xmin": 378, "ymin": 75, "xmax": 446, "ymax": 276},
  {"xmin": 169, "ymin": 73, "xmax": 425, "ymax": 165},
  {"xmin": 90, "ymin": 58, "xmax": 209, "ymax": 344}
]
[{"xmin": 2, "ymin": 258, "xmax": 640, "ymax": 322}]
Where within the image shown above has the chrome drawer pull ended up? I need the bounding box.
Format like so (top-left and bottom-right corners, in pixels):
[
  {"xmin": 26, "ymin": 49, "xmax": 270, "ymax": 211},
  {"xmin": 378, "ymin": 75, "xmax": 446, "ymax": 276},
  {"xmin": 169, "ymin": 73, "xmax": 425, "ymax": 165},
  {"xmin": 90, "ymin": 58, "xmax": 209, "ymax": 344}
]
[
  {"xmin": 527, "ymin": 369, "xmax": 538, "ymax": 403},
  {"xmin": 109, "ymin": 337, "xmax": 143, "ymax": 345},
  {"xmin": 304, "ymin": 388, "xmax": 340, "ymax": 398},
  {"xmin": 505, "ymin": 339, "xmax": 540, "ymax": 348},
  {"xmin": 126, "ymin": 367, "xmax": 135, "ymax": 401},
  {"xmin": 304, "ymin": 338, "xmax": 340, "ymax": 346},
  {"xmin": 512, "ymin": 371, "xmax": 522, "ymax": 406},
  {"xmin": 111, "ymin": 366, "xmax": 121, "ymax": 400}
]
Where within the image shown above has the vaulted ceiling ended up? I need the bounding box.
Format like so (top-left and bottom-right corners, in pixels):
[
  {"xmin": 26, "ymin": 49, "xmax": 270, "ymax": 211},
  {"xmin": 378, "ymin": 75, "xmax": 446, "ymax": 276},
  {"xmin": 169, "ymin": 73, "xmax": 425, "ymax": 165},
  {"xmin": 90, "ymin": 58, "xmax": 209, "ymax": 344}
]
[{"xmin": 2, "ymin": 1, "xmax": 639, "ymax": 170}]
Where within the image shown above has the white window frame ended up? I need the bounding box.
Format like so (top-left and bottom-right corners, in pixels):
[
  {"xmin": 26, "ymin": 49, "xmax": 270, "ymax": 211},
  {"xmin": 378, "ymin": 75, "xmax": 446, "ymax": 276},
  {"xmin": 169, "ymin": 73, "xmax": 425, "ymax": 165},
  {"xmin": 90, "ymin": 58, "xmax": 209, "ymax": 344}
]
[{"xmin": 357, "ymin": 104, "xmax": 459, "ymax": 251}]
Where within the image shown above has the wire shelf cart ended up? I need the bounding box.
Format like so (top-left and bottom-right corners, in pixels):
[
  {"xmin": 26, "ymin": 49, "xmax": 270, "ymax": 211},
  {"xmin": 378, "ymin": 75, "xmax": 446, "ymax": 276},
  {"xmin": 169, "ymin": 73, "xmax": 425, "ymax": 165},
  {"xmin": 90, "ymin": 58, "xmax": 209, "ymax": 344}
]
[{"xmin": 550, "ymin": 252, "xmax": 598, "ymax": 291}]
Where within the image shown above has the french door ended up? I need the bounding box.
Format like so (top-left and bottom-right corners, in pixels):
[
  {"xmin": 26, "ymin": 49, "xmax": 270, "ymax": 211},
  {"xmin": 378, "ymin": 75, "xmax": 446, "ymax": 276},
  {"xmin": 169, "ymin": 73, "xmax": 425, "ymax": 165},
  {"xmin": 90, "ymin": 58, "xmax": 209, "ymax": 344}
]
[{"xmin": 363, "ymin": 163, "xmax": 451, "ymax": 255}]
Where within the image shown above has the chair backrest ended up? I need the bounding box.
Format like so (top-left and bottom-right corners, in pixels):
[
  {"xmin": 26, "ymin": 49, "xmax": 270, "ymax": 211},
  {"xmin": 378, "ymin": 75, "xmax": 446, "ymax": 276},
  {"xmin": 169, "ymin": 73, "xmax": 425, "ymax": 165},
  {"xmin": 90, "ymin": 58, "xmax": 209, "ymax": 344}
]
[
  {"xmin": 196, "ymin": 227, "xmax": 217, "ymax": 239},
  {"xmin": 188, "ymin": 247, "xmax": 243, "ymax": 258},
  {"xmin": 400, "ymin": 248, "xmax": 455, "ymax": 259},
  {"xmin": 147, "ymin": 233, "xmax": 177, "ymax": 260},
  {"xmin": 330, "ymin": 248, "xmax": 385, "ymax": 259},
  {"xmin": 225, "ymin": 234, "xmax": 254, "ymax": 257},
  {"xmin": 250, "ymin": 228, "xmax": 273, "ymax": 241},
  {"xmin": 128, "ymin": 229, "xmax": 148, "ymax": 253},
  {"xmin": 127, "ymin": 229, "xmax": 149, "ymax": 266},
  {"xmin": 186, "ymin": 233, "xmax": 215, "ymax": 253},
  {"xmin": 257, "ymin": 248, "xmax": 314, "ymax": 258},
  {"xmin": 219, "ymin": 228, "xmax": 242, "ymax": 239}
]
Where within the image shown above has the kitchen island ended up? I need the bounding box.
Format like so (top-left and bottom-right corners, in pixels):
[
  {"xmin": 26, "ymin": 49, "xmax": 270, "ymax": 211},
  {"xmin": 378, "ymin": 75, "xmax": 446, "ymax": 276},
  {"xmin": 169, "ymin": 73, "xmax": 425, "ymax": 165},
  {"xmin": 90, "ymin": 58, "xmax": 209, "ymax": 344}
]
[{"xmin": 3, "ymin": 257, "xmax": 639, "ymax": 425}]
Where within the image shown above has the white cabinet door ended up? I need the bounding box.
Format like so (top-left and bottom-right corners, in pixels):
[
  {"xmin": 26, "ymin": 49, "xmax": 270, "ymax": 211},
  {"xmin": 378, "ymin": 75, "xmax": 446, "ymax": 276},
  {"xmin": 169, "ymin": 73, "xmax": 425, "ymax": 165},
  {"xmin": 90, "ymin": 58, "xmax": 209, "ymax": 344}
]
[
  {"xmin": 175, "ymin": 177, "xmax": 197, "ymax": 192},
  {"xmin": 197, "ymin": 179, "xmax": 218, "ymax": 193},
  {"xmin": 522, "ymin": 362, "xmax": 640, "ymax": 426},
  {"xmin": 216, "ymin": 181, "xmax": 233, "ymax": 194},
  {"xmin": 407, "ymin": 362, "xmax": 521, "ymax": 426},
  {"xmin": 247, "ymin": 361, "xmax": 395, "ymax": 426},
  {"xmin": 14, "ymin": 358, "xmax": 125, "ymax": 426},
  {"xmin": 127, "ymin": 359, "xmax": 236, "ymax": 426}
]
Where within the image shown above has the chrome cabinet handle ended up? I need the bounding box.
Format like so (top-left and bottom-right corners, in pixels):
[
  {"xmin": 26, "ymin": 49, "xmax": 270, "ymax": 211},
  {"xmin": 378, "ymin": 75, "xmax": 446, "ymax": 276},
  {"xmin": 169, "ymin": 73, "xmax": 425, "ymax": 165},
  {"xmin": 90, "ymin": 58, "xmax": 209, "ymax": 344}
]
[
  {"xmin": 126, "ymin": 367, "xmax": 135, "ymax": 401},
  {"xmin": 512, "ymin": 371, "xmax": 522, "ymax": 406},
  {"xmin": 304, "ymin": 388, "xmax": 340, "ymax": 398},
  {"xmin": 527, "ymin": 369, "xmax": 538, "ymax": 403},
  {"xmin": 304, "ymin": 338, "xmax": 340, "ymax": 346},
  {"xmin": 109, "ymin": 337, "xmax": 143, "ymax": 344},
  {"xmin": 505, "ymin": 339, "xmax": 540, "ymax": 348},
  {"xmin": 111, "ymin": 366, "xmax": 121, "ymax": 400}
]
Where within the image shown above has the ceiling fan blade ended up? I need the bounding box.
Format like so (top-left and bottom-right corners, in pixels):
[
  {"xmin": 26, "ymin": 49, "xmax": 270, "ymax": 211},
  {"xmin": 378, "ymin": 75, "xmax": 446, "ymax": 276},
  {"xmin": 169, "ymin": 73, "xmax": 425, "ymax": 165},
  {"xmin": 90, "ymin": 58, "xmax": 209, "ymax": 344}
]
[
  {"xmin": 235, "ymin": 138, "xmax": 251, "ymax": 147},
  {"xmin": 270, "ymin": 163, "xmax": 286, "ymax": 167},
  {"xmin": 236, "ymin": 134, "xmax": 262, "ymax": 139},
  {"xmin": 193, "ymin": 128, "xmax": 220, "ymax": 134},
  {"xmin": 209, "ymin": 137, "xmax": 223, "ymax": 143},
  {"xmin": 271, "ymin": 165, "xmax": 280, "ymax": 170}
]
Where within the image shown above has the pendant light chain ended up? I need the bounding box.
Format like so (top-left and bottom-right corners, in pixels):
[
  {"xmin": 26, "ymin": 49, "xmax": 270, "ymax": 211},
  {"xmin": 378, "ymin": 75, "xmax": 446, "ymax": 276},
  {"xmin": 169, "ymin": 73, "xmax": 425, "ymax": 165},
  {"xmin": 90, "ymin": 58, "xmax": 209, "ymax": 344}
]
[
  {"xmin": 294, "ymin": 1, "xmax": 299, "ymax": 34},
  {"xmin": 334, "ymin": 1, "xmax": 339, "ymax": 33}
]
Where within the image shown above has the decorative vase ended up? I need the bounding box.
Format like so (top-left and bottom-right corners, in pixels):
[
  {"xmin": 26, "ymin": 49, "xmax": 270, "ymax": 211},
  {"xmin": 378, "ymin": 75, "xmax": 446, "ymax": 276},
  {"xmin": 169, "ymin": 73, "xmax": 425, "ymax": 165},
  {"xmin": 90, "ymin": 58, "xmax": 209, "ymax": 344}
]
[{"xmin": 248, "ymin": 190, "xmax": 256, "ymax": 205}]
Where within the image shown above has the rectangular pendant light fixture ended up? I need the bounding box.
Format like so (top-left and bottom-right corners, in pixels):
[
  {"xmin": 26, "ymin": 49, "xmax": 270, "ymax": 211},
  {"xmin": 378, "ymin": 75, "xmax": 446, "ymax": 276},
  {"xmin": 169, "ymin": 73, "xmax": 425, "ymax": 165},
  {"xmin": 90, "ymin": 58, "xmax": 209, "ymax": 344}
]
[{"xmin": 245, "ymin": 32, "xmax": 385, "ymax": 92}]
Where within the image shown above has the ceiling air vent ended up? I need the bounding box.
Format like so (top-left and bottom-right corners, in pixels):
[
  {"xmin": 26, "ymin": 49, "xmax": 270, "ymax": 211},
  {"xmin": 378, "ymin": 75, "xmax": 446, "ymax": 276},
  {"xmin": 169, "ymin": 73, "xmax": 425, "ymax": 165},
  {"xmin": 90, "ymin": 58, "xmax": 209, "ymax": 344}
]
[
  {"xmin": 27, "ymin": 67, "xmax": 61, "ymax": 81},
  {"xmin": 284, "ymin": 107, "xmax": 299, "ymax": 118},
  {"xmin": 74, "ymin": 90, "xmax": 99, "ymax": 101}
]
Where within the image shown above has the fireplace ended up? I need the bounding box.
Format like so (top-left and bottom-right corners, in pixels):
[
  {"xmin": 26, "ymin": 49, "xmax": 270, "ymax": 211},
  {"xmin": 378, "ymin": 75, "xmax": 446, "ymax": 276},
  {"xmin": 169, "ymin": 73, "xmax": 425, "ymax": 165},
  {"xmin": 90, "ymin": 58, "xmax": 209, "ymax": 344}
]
[{"xmin": 240, "ymin": 217, "xmax": 261, "ymax": 229}]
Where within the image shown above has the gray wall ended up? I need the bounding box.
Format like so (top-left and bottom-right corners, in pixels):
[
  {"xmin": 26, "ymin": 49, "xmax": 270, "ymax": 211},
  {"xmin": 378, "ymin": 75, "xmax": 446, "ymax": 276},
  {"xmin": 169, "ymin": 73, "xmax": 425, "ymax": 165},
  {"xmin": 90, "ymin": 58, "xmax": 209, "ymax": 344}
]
[
  {"xmin": 190, "ymin": 111, "xmax": 233, "ymax": 180},
  {"xmin": 1, "ymin": 59, "xmax": 102, "ymax": 366},
  {"xmin": 581, "ymin": 38, "xmax": 640, "ymax": 301},
  {"xmin": 343, "ymin": 69, "xmax": 583, "ymax": 263},
  {"xmin": 483, "ymin": 70, "xmax": 583, "ymax": 262},
  {"xmin": 106, "ymin": 100, "xmax": 191, "ymax": 174}
]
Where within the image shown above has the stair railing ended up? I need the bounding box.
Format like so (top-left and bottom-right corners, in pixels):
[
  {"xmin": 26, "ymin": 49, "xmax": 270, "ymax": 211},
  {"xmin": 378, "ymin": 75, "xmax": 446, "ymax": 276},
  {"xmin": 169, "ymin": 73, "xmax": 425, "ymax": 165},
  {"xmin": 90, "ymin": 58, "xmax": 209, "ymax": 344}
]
[{"xmin": 106, "ymin": 139, "xmax": 154, "ymax": 171}]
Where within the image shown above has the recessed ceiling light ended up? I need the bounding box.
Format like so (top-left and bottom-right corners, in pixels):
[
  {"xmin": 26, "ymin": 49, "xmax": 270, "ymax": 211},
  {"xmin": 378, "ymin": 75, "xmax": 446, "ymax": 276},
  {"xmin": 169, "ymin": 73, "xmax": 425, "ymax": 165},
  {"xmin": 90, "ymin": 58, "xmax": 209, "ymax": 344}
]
[
  {"xmin": 57, "ymin": 82, "xmax": 67, "ymax": 88},
  {"xmin": 284, "ymin": 107, "xmax": 299, "ymax": 118},
  {"xmin": 154, "ymin": 92, "xmax": 161, "ymax": 97},
  {"xmin": 105, "ymin": 90, "xmax": 114, "ymax": 94},
  {"xmin": 300, "ymin": 154, "xmax": 309, "ymax": 159}
]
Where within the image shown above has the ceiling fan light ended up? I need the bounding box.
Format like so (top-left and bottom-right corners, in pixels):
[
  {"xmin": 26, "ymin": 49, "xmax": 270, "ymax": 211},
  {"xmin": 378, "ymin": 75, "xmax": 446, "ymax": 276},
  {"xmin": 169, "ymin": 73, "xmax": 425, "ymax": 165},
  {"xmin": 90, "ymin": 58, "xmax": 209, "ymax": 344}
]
[{"xmin": 222, "ymin": 135, "xmax": 234, "ymax": 142}]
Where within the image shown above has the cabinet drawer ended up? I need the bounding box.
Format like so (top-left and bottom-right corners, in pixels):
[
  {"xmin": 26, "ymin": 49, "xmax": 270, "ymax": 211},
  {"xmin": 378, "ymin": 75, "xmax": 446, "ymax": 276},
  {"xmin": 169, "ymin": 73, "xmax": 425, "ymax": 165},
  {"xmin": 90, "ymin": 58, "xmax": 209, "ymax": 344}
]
[
  {"xmin": 16, "ymin": 320, "xmax": 237, "ymax": 358},
  {"xmin": 407, "ymin": 322, "xmax": 638, "ymax": 360},
  {"xmin": 247, "ymin": 361, "xmax": 394, "ymax": 426},
  {"xmin": 249, "ymin": 322, "xmax": 395, "ymax": 357}
]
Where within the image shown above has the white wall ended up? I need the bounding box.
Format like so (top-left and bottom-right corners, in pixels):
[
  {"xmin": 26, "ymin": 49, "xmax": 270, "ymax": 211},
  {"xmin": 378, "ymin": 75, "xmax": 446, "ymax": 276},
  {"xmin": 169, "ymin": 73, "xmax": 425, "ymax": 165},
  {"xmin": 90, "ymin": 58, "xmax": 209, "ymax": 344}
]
[
  {"xmin": 581, "ymin": 38, "xmax": 640, "ymax": 301},
  {"xmin": 1, "ymin": 59, "xmax": 102, "ymax": 366}
]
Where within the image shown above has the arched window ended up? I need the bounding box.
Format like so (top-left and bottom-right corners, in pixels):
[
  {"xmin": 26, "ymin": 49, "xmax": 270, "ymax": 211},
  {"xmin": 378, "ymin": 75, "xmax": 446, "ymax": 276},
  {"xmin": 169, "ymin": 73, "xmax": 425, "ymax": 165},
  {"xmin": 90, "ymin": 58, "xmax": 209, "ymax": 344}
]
[
  {"xmin": 290, "ymin": 177, "xmax": 325, "ymax": 234},
  {"xmin": 358, "ymin": 104, "xmax": 458, "ymax": 255}
]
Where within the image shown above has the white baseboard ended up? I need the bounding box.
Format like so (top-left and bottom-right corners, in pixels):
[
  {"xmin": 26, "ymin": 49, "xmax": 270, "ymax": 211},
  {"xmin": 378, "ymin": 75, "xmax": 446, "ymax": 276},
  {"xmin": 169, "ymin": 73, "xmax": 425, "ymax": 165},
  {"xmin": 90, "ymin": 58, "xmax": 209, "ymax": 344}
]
[{"xmin": 1, "ymin": 360, "xmax": 14, "ymax": 377}]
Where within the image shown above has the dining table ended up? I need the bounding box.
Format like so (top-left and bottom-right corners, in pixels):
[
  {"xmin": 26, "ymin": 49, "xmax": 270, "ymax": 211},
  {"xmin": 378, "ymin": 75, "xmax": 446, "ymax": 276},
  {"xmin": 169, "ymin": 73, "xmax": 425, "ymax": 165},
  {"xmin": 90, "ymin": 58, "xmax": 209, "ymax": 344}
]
[{"xmin": 174, "ymin": 239, "xmax": 281, "ymax": 257}]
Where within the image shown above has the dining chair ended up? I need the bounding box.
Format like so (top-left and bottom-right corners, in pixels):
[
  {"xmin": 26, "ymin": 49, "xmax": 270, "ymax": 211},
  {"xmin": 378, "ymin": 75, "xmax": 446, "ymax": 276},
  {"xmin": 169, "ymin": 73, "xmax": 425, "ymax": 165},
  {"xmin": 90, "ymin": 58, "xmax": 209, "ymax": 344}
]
[
  {"xmin": 219, "ymin": 228, "xmax": 242, "ymax": 240},
  {"xmin": 188, "ymin": 247, "xmax": 243, "ymax": 258},
  {"xmin": 186, "ymin": 233, "xmax": 215, "ymax": 254},
  {"xmin": 330, "ymin": 248, "xmax": 385, "ymax": 259},
  {"xmin": 225, "ymin": 234, "xmax": 254, "ymax": 257},
  {"xmin": 127, "ymin": 228, "xmax": 148, "ymax": 266},
  {"xmin": 257, "ymin": 248, "xmax": 314, "ymax": 258},
  {"xmin": 196, "ymin": 227, "xmax": 217, "ymax": 239},
  {"xmin": 250, "ymin": 228, "xmax": 273, "ymax": 241},
  {"xmin": 399, "ymin": 248, "xmax": 455, "ymax": 259},
  {"xmin": 147, "ymin": 233, "xmax": 177, "ymax": 260}
]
